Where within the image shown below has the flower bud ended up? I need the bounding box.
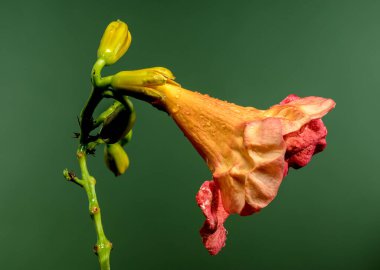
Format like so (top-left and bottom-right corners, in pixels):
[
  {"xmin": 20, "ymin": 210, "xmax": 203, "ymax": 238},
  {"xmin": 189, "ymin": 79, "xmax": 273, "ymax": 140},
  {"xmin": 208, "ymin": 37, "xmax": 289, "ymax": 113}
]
[
  {"xmin": 99, "ymin": 99, "xmax": 136, "ymax": 144},
  {"xmin": 104, "ymin": 144, "xmax": 130, "ymax": 176},
  {"xmin": 97, "ymin": 20, "xmax": 131, "ymax": 65},
  {"xmin": 111, "ymin": 67, "xmax": 174, "ymax": 89}
]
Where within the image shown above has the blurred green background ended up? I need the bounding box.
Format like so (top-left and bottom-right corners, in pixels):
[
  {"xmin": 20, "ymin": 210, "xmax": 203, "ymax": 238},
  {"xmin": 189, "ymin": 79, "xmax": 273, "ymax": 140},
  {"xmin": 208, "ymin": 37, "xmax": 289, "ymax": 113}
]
[{"xmin": 0, "ymin": 0, "xmax": 379, "ymax": 269}]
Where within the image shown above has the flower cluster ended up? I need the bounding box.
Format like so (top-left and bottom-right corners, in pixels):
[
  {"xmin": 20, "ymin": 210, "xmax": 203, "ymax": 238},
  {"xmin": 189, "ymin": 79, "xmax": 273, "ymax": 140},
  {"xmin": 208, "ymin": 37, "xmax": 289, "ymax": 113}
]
[{"xmin": 92, "ymin": 20, "xmax": 335, "ymax": 256}]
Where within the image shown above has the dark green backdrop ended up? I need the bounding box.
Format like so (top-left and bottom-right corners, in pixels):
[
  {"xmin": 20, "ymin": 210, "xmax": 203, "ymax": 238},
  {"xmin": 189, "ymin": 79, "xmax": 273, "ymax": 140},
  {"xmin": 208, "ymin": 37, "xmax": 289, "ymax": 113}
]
[{"xmin": 0, "ymin": 0, "xmax": 379, "ymax": 269}]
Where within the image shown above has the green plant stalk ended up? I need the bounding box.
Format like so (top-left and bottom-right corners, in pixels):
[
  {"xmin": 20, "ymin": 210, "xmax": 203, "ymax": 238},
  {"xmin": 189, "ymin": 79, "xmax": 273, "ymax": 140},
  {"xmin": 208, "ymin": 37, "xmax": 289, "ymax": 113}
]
[
  {"xmin": 92, "ymin": 58, "xmax": 113, "ymax": 88},
  {"xmin": 77, "ymin": 147, "xmax": 112, "ymax": 270},
  {"xmin": 71, "ymin": 57, "xmax": 165, "ymax": 269},
  {"xmin": 80, "ymin": 59, "xmax": 113, "ymax": 145},
  {"xmin": 70, "ymin": 59, "xmax": 115, "ymax": 270}
]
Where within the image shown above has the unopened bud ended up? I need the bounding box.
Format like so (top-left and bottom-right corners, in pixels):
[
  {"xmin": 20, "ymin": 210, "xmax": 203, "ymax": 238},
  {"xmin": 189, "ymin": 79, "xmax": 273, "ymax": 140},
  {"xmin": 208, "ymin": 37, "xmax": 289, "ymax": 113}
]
[
  {"xmin": 97, "ymin": 20, "xmax": 131, "ymax": 65},
  {"xmin": 99, "ymin": 99, "xmax": 136, "ymax": 144},
  {"xmin": 111, "ymin": 67, "xmax": 175, "ymax": 89},
  {"xmin": 104, "ymin": 144, "xmax": 130, "ymax": 176}
]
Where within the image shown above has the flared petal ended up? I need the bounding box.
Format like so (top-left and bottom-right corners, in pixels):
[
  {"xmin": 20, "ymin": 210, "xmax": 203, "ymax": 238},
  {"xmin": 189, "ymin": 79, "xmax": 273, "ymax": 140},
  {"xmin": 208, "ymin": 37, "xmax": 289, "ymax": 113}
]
[
  {"xmin": 212, "ymin": 118, "xmax": 286, "ymax": 215},
  {"xmin": 242, "ymin": 118, "xmax": 287, "ymax": 215},
  {"xmin": 196, "ymin": 181, "xmax": 229, "ymax": 255},
  {"xmin": 264, "ymin": 95, "xmax": 335, "ymax": 135},
  {"xmin": 279, "ymin": 95, "xmax": 331, "ymax": 168},
  {"xmin": 284, "ymin": 118, "xmax": 327, "ymax": 168}
]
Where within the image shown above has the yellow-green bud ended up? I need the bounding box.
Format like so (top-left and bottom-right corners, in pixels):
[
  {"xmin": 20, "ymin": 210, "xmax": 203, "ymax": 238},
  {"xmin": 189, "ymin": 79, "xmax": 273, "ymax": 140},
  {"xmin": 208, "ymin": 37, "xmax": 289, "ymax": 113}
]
[
  {"xmin": 104, "ymin": 144, "xmax": 130, "ymax": 176},
  {"xmin": 97, "ymin": 20, "xmax": 132, "ymax": 65},
  {"xmin": 111, "ymin": 67, "xmax": 175, "ymax": 89},
  {"xmin": 100, "ymin": 100, "xmax": 136, "ymax": 144}
]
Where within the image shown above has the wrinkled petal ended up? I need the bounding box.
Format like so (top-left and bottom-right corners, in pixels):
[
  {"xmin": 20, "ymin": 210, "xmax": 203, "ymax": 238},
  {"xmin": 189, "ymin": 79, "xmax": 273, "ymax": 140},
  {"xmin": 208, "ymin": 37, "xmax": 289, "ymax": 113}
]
[
  {"xmin": 280, "ymin": 95, "xmax": 330, "ymax": 168},
  {"xmin": 279, "ymin": 94, "xmax": 300, "ymax": 104},
  {"xmin": 213, "ymin": 167, "xmax": 246, "ymax": 216},
  {"xmin": 213, "ymin": 118, "xmax": 286, "ymax": 215},
  {"xmin": 196, "ymin": 181, "xmax": 229, "ymax": 255},
  {"xmin": 264, "ymin": 95, "xmax": 335, "ymax": 135},
  {"xmin": 242, "ymin": 118, "xmax": 286, "ymax": 215},
  {"xmin": 285, "ymin": 119, "xmax": 327, "ymax": 168},
  {"xmin": 284, "ymin": 96, "xmax": 335, "ymax": 120}
]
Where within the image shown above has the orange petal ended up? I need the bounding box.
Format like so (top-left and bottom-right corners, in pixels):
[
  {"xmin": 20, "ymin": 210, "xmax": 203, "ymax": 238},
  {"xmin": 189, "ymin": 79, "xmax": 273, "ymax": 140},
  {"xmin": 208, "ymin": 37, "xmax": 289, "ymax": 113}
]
[
  {"xmin": 264, "ymin": 96, "xmax": 335, "ymax": 135},
  {"xmin": 242, "ymin": 118, "xmax": 286, "ymax": 215},
  {"xmin": 285, "ymin": 96, "xmax": 335, "ymax": 119},
  {"xmin": 214, "ymin": 118, "xmax": 286, "ymax": 215}
]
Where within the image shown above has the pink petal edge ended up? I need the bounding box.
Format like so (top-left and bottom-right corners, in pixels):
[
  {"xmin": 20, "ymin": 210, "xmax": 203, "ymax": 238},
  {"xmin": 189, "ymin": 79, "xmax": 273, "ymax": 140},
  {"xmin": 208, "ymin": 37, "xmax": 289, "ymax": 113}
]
[
  {"xmin": 281, "ymin": 95, "xmax": 330, "ymax": 169},
  {"xmin": 196, "ymin": 181, "xmax": 229, "ymax": 255}
]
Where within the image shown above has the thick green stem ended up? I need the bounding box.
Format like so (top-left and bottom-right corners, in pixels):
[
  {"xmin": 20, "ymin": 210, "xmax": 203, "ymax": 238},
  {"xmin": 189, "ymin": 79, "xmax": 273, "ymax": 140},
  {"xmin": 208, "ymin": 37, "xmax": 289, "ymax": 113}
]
[
  {"xmin": 73, "ymin": 59, "xmax": 114, "ymax": 269},
  {"xmin": 77, "ymin": 148, "xmax": 112, "ymax": 270},
  {"xmin": 92, "ymin": 58, "xmax": 113, "ymax": 88},
  {"xmin": 79, "ymin": 88, "xmax": 103, "ymax": 145},
  {"xmin": 80, "ymin": 59, "xmax": 114, "ymax": 145}
]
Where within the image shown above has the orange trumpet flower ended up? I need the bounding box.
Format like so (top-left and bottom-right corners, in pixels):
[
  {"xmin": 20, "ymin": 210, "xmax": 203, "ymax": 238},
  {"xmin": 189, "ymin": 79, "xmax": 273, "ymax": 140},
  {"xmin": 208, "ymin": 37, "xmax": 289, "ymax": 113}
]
[{"xmin": 152, "ymin": 84, "xmax": 335, "ymax": 255}]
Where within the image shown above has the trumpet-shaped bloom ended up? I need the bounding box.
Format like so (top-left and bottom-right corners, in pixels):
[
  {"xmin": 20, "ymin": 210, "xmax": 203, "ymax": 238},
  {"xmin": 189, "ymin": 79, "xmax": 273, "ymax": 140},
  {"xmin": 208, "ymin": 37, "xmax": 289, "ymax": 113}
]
[{"xmin": 152, "ymin": 84, "xmax": 335, "ymax": 255}]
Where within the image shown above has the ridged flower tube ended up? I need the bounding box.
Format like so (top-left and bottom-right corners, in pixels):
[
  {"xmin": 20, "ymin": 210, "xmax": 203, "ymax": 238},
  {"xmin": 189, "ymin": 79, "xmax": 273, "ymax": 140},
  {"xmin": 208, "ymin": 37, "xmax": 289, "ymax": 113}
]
[
  {"xmin": 148, "ymin": 84, "xmax": 335, "ymax": 255},
  {"xmin": 97, "ymin": 20, "xmax": 131, "ymax": 65}
]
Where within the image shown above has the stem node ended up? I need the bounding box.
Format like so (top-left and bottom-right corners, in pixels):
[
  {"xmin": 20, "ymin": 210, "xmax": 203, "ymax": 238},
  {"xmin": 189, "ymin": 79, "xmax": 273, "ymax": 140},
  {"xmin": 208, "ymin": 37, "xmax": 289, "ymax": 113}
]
[{"xmin": 90, "ymin": 206, "xmax": 100, "ymax": 215}]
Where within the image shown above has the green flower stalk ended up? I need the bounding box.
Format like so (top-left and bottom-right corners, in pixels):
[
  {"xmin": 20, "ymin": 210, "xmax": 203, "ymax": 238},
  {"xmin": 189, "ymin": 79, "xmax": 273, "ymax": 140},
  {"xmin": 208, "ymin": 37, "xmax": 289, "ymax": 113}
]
[
  {"xmin": 64, "ymin": 20, "xmax": 135, "ymax": 270},
  {"xmin": 77, "ymin": 149, "xmax": 113, "ymax": 269},
  {"xmin": 64, "ymin": 19, "xmax": 172, "ymax": 270}
]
